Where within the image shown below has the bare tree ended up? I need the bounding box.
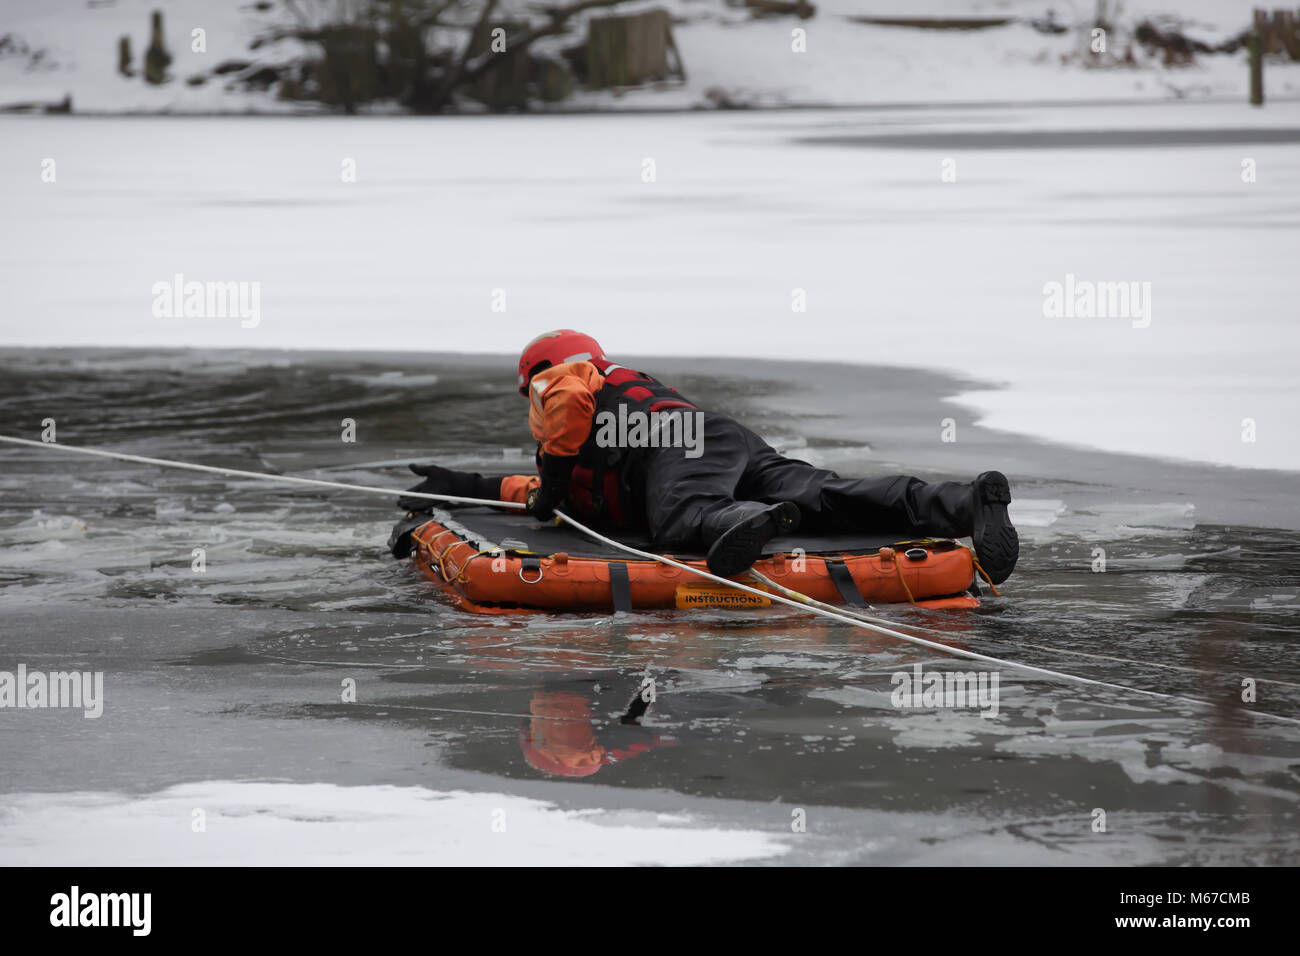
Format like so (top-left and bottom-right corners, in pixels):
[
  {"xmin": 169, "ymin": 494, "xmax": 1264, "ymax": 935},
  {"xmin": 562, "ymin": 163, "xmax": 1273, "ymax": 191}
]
[{"xmin": 272, "ymin": 0, "xmax": 635, "ymax": 112}]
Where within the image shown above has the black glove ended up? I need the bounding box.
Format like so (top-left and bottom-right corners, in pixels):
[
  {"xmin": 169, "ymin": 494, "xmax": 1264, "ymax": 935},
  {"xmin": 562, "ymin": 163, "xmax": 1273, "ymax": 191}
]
[
  {"xmin": 526, "ymin": 454, "xmax": 577, "ymax": 521},
  {"xmin": 397, "ymin": 463, "xmax": 502, "ymax": 512}
]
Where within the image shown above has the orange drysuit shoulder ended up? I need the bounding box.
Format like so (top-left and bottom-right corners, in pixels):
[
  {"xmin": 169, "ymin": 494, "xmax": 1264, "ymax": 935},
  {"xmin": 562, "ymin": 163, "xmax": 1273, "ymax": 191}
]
[{"xmin": 526, "ymin": 360, "xmax": 603, "ymax": 457}]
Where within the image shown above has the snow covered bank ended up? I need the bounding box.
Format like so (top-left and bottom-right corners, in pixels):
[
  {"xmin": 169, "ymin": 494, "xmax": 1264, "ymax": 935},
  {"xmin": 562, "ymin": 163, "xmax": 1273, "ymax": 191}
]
[
  {"xmin": 0, "ymin": 0, "xmax": 303, "ymax": 114},
  {"xmin": 617, "ymin": 0, "xmax": 1300, "ymax": 110},
  {"xmin": 2, "ymin": 0, "xmax": 1297, "ymax": 114}
]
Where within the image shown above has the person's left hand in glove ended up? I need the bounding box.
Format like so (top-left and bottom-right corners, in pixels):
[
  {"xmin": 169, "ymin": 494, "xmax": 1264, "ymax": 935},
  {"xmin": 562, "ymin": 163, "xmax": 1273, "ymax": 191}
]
[
  {"xmin": 526, "ymin": 454, "xmax": 577, "ymax": 522},
  {"xmin": 398, "ymin": 463, "xmax": 504, "ymax": 512}
]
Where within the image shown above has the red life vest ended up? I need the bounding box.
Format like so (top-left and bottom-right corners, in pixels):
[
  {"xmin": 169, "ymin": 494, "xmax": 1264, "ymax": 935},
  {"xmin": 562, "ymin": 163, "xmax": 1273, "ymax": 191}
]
[{"xmin": 567, "ymin": 359, "xmax": 697, "ymax": 526}]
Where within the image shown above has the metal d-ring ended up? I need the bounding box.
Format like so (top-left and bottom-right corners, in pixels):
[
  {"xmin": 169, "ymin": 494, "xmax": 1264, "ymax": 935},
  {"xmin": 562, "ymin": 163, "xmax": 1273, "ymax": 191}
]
[
  {"xmin": 904, "ymin": 547, "xmax": 928, "ymax": 562},
  {"xmin": 518, "ymin": 560, "xmax": 544, "ymax": 584}
]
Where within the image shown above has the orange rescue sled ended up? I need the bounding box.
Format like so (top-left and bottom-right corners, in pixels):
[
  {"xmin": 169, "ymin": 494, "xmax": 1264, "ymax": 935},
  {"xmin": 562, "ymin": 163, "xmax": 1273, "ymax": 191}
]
[{"xmin": 394, "ymin": 507, "xmax": 980, "ymax": 614}]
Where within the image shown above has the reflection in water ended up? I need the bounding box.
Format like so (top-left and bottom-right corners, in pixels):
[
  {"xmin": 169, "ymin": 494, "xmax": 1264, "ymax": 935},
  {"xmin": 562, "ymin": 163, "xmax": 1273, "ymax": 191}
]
[{"xmin": 519, "ymin": 688, "xmax": 669, "ymax": 778}]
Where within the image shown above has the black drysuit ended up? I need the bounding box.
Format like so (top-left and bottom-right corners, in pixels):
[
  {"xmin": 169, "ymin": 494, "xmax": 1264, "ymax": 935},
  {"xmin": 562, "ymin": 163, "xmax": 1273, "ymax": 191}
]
[{"xmin": 626, "ymin": 410, "xmax": 976, "ymax": 552}]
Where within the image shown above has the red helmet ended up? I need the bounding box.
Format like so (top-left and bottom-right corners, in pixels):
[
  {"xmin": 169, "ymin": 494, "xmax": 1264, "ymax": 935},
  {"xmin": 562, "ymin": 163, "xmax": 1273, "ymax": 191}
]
[{"xmin": 517, "ymin": 330, "xmax": 605, "ymax": 394}]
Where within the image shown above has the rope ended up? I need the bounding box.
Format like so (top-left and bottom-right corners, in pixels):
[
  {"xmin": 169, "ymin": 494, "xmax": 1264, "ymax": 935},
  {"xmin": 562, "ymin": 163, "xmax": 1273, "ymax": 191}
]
[
  {"xmin": 884, "ymin": 549, "xmax": 917, "ymax": 605},
  {"xmin": 969, "ymin": 551, "xmax": 1003, "ymax": 597},
  {"xmin": 434, "ymin": 541, "xmax": 462, "ymax": 583},
  {"xmin": 751, "ymin": 569, "xmax": 1300, "ymax": 690},
  {"xmin": 4, "ymin": 433, "xmax": 1296, "ymax": 726},
  {"xmin": 456, "ymin": 547, "xmax": 506, "ymax": 585},
  {"xmin": 350, "ymin": 701, "xmax": 588, "ymax": 722},
  {"xmin": 0, "ymin": 435, "xmax": 525, "ymax": 510},
  {"xmin": 553, "ymin": 509, "xmax": 1300, "ymax": 728}
]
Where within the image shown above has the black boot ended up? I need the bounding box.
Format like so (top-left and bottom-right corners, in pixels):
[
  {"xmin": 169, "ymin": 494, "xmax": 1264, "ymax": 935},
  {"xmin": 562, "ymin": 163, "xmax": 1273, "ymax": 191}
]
[
  {"xmin": 970, "ymin": 471, "xmax": 1018, "ymax": 585},
  {"xmin": 702, "ymin": 501, "xmax": 801, "ymax": 578}
]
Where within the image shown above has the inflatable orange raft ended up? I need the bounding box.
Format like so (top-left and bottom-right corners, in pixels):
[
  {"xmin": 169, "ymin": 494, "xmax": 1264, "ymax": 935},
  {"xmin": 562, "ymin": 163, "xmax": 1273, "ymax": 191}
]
[{"xmin": 392, "ymin": 507, "xmax": 980, "ymax": 614}]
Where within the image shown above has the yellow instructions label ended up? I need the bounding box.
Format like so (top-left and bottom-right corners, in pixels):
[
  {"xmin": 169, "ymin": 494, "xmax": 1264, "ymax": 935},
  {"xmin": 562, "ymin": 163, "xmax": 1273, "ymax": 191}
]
[{"xmin": 674, "ymin": 582, "xmax": 771, "ymax": 610}]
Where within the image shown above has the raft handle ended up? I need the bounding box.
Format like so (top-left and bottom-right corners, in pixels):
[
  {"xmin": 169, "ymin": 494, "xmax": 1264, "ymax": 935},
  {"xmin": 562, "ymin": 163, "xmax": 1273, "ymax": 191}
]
[{"xmin": 518, "ymin": 556, "xmax": 544, "ymax": 584}]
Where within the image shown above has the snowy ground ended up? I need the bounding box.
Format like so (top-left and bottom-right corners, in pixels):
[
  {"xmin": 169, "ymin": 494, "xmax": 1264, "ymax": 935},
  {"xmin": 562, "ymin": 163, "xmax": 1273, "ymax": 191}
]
[
  {"xmin": 0, "ymin": 782, "xmax": 788, "ymax": 865},
  {"xmin": 2, "ymin": 103, "xmax": 1297, "ymax": 470},
  {"xmin": 2, "ymin": 0, "xmax": 1299, "ymax": 113}
]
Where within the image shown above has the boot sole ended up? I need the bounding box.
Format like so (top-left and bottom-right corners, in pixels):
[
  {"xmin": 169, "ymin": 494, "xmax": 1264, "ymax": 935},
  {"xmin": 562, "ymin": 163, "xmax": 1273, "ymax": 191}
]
[
  {"xmin": 706, "ymin": 502, "xmax": 801, "ymax": 578},
  {"xmin": 972, "ymin": 471, "xmax": 1018, "ymax": 585}
]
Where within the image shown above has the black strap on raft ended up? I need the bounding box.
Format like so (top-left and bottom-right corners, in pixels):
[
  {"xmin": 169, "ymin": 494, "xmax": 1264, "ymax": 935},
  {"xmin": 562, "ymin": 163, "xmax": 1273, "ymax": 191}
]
[
  {"xmin": 608, "ymin": 562, "xmax": 633, "ymax": 612},
  {"xmin": 826, "ymin": 560, "xmax": 868, "ymax": 606},
  {"xmin": 519, "ymin": 555, "xmax": 543, "ymax": 583}
]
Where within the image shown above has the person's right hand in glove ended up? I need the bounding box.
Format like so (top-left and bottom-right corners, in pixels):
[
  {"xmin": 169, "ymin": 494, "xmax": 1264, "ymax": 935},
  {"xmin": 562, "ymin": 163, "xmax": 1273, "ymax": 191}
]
[
  {"xmin": 397, "ymin": 463, "xmax": 504, "ymax": 512},
  {"xmin": 525, "ymin": 454, "xmax": 577, "ymax": 522}
]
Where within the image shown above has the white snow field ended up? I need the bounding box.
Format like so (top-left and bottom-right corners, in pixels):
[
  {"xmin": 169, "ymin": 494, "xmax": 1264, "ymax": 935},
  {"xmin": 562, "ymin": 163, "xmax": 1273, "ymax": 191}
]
[{"xmin": 2, "ymin": 102, "xmax": 1298, "ymax": 470}]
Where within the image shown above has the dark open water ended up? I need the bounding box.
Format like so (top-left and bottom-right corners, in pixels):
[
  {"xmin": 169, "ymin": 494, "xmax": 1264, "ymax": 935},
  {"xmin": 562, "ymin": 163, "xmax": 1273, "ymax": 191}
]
[{"xmin": 1, "ymin": 347, "xmax": 1297, "ymax": 864}]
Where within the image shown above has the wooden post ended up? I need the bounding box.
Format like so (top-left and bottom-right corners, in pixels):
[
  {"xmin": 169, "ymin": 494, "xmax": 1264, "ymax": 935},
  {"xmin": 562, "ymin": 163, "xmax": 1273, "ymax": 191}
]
[
  {"xmin": 1249, "ymin": 29, "xmax": 1264, "ymax": 105},
  {"xmin": 144, "ymin": 10, "xmax": 171, "ymax": 85},
  {"xmin": 117, "ymin": 36, "xmax": 133, "ymax": 77}
]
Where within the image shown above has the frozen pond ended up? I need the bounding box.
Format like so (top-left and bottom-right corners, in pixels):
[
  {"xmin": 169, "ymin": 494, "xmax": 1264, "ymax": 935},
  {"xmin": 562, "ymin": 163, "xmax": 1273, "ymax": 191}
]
[{"xmin": 2, "ymin": 101, "xmax": 1299, "ymax": 469}]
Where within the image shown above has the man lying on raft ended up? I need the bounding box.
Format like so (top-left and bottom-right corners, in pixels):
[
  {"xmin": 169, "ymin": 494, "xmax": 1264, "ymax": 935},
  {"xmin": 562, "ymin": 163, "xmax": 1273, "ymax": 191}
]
[{"xmin": 398, "ymin": 330, "xmax": 1019, "ymax": 583}]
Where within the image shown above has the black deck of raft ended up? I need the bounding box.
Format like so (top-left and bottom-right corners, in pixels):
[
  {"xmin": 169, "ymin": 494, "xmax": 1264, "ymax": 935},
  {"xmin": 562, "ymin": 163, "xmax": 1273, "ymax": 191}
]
[{"xmin": 428, "ymin": 506, "xmax": 938, "ymax": 561}]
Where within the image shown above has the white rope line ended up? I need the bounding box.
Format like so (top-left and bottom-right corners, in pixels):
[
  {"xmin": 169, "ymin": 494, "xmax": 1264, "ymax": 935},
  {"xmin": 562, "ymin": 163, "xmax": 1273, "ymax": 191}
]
[
  {"xmin": 3, "ymin": 434, "xmax": 1294, "ymax": 726},
  {"xmin": 348, "ymin": 701, "xmax": 586, "ymax": 722},
  {"xmin": 0, "ymin": 435, "xmax": 525, "ymax": 510},
  {"xmin": 748, "ymin": 570, "xmax": 1300, "ymax": 691},
  {"xmin": 1012, "ymin": 641, "xmax": 1300, "ymax": 690},
  {"xmin": 554, "ymin": 511, "xmax": 1300, "ymax": 728}
]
